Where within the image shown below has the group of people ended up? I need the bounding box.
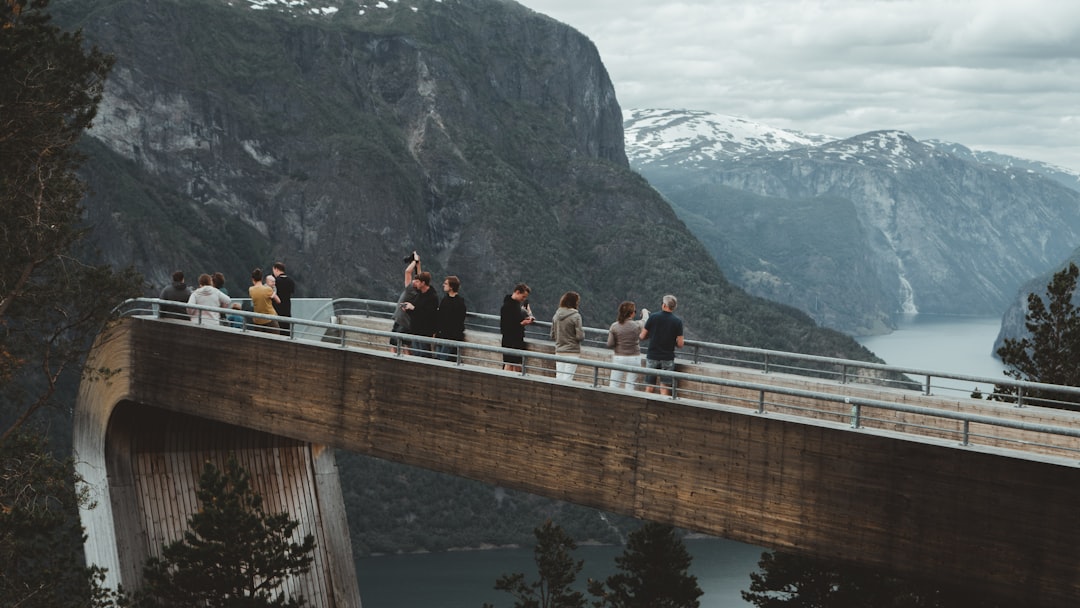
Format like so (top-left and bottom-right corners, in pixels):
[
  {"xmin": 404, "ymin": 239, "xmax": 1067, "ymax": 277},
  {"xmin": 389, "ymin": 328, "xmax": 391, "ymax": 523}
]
[
  {"xmin": 158, "ymin": 262, "xmax": 296, "ymax": 335},
  {"xmin": 501, "ymin": 283, "xmax": 685, "ymax": 395},
  {"xmin": 161, "ymin": 255, "xmax": 683, "ymax": 391},
  {"xmin": 390, "ymin": 252, "xmax": 467, "ymax": 361}
]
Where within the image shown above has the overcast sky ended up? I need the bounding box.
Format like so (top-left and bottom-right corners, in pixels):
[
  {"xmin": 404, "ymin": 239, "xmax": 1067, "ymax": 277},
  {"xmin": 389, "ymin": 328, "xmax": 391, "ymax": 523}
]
[{"xmin": 516, "ymin": 0, "xmax": 1080, "ymax": 172}]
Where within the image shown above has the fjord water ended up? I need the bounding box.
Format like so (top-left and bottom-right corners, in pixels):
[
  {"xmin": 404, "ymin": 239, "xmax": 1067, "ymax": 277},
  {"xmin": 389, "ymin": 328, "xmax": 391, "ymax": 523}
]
[
  {"xmin": 353, "ymin": 314, "xmax": 1007, "ymax": 607},
  {"xmin": 856, "ymin": 314, "xmax": 1007, "ymax": 394},
  {"xmin": 355, "ymin": 537, "xmax": 765, "ymax": 608}
]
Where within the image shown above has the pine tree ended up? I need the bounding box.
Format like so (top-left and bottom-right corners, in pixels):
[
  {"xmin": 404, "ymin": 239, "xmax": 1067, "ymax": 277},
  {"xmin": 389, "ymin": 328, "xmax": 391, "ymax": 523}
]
[
  {"xmin": 1, "ymin": 1, "xmax": 142, "ymax": 605},
  {"xmin": 1, "ymin": 0, "xmax": 143, "ymax": 441},
  {"xmin": 588, "ymin": 522, "xmax": 702, "ymax": 608},
  {"xmin": 137, "ymin": 458, "xmax": 316, "ymax": 608},
  {"xmin": 994, "ymin": 262, "xmax": 1080, "ymax": 409},
  {"xmin": 483, "ymin": 520, "xmax": 587, "ymax": 608},
  {"xmin": 0, "ymin": 432, "xmax": 126, "ymax": 607},
  {"xmin": 742, "ymin": 550, "xmax": 1010, "ymax": 608}
]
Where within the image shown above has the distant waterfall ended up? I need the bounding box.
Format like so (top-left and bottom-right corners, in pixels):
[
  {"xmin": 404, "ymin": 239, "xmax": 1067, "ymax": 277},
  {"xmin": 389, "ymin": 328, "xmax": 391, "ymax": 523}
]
[
  {"xmin": 898, "ymin": 274, "xmax": 918, "ymax": 314},
  {"xmin": 598, "ymin": 512, "xmax": 626, "ymax": 545},
  {"xmin": 892, "ymin": 254, "xmax": 919, "ymax": 314}
]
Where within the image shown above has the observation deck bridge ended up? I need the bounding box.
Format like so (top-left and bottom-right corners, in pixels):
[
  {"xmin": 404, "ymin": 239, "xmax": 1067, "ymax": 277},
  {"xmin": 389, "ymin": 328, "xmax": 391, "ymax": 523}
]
[{"xmin": 75, "ymin": 298, "xmax": 1080, "ymax": 607}]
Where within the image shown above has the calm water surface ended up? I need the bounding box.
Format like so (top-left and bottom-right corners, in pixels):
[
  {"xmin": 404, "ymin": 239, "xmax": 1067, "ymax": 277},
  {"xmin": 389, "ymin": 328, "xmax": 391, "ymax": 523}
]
[
  {"xmin": 355, "ymin": 538, "xmax": 765, "ymax": 608},
  {"xmin": 355, "ymin": 314, "xmax": 1007, "ymax": 607},
  {"xmin": 856, "ymin": 314, "xmax": 1006, "ymax": 394}
]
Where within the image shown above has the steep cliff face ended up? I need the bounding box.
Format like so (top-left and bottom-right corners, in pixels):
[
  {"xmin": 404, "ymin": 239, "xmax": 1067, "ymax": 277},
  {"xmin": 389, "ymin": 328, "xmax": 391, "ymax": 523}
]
[
  {"xmin": 57, "ymin": 0, "xmax": 628, "ymax": 310},
  {"xmin": 628, "ymin": 110, "xmax": 1080, "ymax": 335},
  {"xmin": 708, "ymin": 131, "xmax": 1080, "ymax": 316},
  {"xmin": 53, "ymin": 0, "xmax": 872, "ymax": 361}
]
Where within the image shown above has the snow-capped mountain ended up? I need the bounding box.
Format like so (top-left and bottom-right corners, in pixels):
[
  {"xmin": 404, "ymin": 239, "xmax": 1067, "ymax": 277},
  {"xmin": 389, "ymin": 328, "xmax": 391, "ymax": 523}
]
[
  {"xmin": 624, "ymin": 108, "xmax": 835, "ymax": 166},
  {"xmin": 626, "ymin": 108, "xmax": 1080, "ymax": 191},
  {"xmin": 925, "ymin": 140, "xmax": 1080, "ymax": 192},
  {"xmin": 626, "ymin": 108, "xmax": 1080, "ymax": 336}
]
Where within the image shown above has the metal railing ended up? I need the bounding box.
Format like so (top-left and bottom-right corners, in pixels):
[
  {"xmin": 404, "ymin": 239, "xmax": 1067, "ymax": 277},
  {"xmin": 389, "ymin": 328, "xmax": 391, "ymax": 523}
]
[
  {"xmin": 114, "ymin": 298, "xmax": 1080, "ymax": 462},
  {"xmin": 320, "ymin": 299, "xmax": 1080, "ymax": 408}
]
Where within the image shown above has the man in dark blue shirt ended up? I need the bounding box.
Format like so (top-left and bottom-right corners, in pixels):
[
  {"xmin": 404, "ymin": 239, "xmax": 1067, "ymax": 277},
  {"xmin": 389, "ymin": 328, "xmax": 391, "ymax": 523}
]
[{"xmin": 639, "ymin": 294, "xmax": 685, "ymax": 395}]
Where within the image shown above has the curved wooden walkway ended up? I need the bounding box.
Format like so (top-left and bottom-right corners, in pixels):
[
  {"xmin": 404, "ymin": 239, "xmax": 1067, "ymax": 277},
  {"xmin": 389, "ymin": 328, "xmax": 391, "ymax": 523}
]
[{"xmin": 75, "ymin": 314, "xmax": 1080, "ymax": 607}]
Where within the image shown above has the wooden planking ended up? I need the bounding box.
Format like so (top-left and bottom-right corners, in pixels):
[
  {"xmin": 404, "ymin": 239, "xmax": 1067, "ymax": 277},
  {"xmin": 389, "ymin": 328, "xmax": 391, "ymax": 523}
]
[
  {"xmin": 79, "ymin": 317, "xmax": 1080, "ymax": 607},
  {"xmin": 106, "ymin": 404, "xmax": 354, "ymax": 608}
]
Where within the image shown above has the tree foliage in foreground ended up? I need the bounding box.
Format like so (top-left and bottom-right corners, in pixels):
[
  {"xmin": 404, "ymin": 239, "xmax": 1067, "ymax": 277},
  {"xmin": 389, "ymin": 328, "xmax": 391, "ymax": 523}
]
[
  {"xmin": 484, "ymin": 519, "xmax": 587, "ymax": 608},
  {"xmin": 136, "ymin": 458, "xmax": 316, "ymax": 608},
  {"xmin": 0, "ymin": 432, "xmax": 124, "ymax": 607},
  {"xmin": 741, "ymin": 551, "xmax": 1008, "ymax": 608},
  {"xmin": 588, "ymin": 522, "xmax": 702, "ymax": 608},
  {"xmin": 1, "ymin": 0, "xmax": 143, "ymax": 441},
  {"xmin": 485, "ymin": 520, "xmax": 703, "ymax": 608},
  {"xmin": 994, "ymin": 262, "xmax": 1080, "ymax": 410},
  {"xmin": 1, "ymin": 1, "xmax": 141, "ymax": 606}
]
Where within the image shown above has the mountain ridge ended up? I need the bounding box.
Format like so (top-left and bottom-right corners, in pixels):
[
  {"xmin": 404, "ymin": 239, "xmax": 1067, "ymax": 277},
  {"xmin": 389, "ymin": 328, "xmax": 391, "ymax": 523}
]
[
  {"xmin": 627, "ymin": 108, "xmax": 1080, "ymax": 336},
  {"xmin": 625, "ymin": 107, "xmax": 1080, "ymax": 185}
]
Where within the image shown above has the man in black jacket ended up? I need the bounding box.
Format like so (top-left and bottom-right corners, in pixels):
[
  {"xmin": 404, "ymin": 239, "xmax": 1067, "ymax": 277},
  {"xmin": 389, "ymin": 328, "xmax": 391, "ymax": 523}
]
[
  {"xmin": 402, "ymin": 271, "xmax": 439, "ymax": 357},
  {"xmin": 271, "ymin": 262, "xmax": 296, "ymax": 334}
]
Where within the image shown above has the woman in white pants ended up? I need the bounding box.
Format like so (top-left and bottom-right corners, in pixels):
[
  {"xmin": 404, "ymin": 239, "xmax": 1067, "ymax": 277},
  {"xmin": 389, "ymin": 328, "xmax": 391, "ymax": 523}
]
[{"xmin": 607, "ymin": 301, "xmax": 647, "ymax": 390}]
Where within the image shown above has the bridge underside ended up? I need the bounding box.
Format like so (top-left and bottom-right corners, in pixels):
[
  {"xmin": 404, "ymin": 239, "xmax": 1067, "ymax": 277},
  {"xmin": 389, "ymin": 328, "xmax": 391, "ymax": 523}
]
[{"xmin": 77, "ymin": 317, "xmax": 1080, "ymax": 606}]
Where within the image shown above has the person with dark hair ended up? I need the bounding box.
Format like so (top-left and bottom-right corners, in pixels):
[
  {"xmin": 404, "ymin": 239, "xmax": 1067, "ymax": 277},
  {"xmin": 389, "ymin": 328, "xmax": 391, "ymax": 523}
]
[
  {"xmin": 390, "ymin": 253, "xmax": 421, "ymax": 354},
  {"xmin": 500, "ymin": 283, "xmax": 534, "ymax": 372},
  {"xmin": 211, "ymin": 272, "xmax": 244, "ymax": 327},
  {"xmin": 186, "ymin": 273, "xmax": 231, "ymax": 324},
  {"xmin": 248, "ymin": 268, "xmax": 281, "ymax": 333},
  {"xmin": 271, "ymin": 262, "xmax": 295, "ymax": 335},
  {"xmin": 159, "ymin": 270, "xmax": 192, "ymax": 320},
  {"xmin": 401, "ymin": 270, "xmax": 439, "ymax": 357},
  {"xmin": 640, "ymin": 294, "xmax": 684, "ymax": 395},
  {"xmin": 607, "ymin": 301, "xmax": 649, "ymax": 390},
  {"xmin": 435, "ymin": 275, "xmax": 467, "ymax": 362},
  {"xmin": 551, "ymin": 291, "xmax": 584, "ymax": 381}
]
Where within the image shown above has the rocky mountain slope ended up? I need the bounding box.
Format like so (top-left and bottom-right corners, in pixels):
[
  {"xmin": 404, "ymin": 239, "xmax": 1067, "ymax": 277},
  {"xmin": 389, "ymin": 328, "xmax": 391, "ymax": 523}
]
[
  {"xmin": 626, "ymin": 109, "xmax": 1080, "ymax": 336},
  {"xmin": 48, "ymin": 0, "xmax": 882, "ymax": 556},
  {"xmin": 54, "ymin": 0, "xmax": 871, "ymax": 361}
]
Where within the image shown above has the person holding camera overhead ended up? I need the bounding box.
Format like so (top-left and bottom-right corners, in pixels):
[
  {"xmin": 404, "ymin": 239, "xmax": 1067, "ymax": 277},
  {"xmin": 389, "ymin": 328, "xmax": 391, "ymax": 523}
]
[
  {"xmin": 390, "ymin": 251, "xmax": 421, "ymax": 354},
  {"xmin": 500, "ymin": 283, "xmax": 534, "ymax": 372},
  {"xmin": 401, "ymin": 270, "xmax": 438, "ymax": 357}
]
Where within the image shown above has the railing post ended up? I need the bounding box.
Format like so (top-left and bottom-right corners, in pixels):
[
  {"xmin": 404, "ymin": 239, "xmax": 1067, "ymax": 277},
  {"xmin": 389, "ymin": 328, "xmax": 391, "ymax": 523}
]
[
  {"xmin": 849, "ymin": 399, "xmax": 860, "ymax": 428},
  {"xmin": 840, "ymin": 364, "xmax": 848, "ymax": 385},
  {"xmin": 692, "ymin": 344, "xmax": 701, "ymax": 364},
  {"xmin": 1016, "ymin": 386, "xmax": 1026, "ymax": 408},
  {"xmin": 592, "ymin": 366, "xmax": 600, "ymax": 388},
  {"xmin": 757, "ymin": 390, "xmax": 765, "ymax": 414},
  {"xmin": 924, "ymin": 375, "xmax": 931, "ymax": 396},
  {"xmin": 961, "ymin": 420, "xmax": 971, "ymax": 446},
  {"xmin": 670, "ymin": 376, "xmax": 678, "ymax": 399},
  {"xmin": 763, "ymin": 353, "xmax": 770, "ymax": 374}
]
